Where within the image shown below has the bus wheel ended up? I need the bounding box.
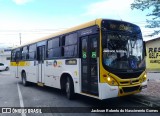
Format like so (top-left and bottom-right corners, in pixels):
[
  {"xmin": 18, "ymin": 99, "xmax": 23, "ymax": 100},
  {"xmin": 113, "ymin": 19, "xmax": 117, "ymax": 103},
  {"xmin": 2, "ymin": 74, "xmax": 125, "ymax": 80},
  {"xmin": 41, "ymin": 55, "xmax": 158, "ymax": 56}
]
[
  {"xmin": 65, "ymin": 77, "xmax": 75, "ymax": 100},
  {"xmin": 22, "ymin": 72, "xmax": 28, "ymax": 86}
]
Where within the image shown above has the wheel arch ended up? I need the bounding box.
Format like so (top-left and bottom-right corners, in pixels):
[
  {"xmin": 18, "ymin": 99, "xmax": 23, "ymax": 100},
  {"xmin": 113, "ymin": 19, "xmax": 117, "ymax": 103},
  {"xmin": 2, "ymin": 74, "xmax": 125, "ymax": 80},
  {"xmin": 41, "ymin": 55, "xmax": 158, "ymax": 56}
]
[
  {"xmin": 60, "ymin": 72, "xmax": 74, "ymax": 92},
  {"xmin": 21, "ymin": 69, "xmax": 26, "ymax": 78}
]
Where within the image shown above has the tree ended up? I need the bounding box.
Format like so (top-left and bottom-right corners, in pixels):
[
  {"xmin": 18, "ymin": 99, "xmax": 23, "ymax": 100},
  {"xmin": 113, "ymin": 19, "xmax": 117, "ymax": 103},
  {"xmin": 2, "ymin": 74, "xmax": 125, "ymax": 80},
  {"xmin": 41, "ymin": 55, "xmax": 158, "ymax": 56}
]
[{"xmin": 131, "ymin": 0, "xmax": 160, "ymax": 36}]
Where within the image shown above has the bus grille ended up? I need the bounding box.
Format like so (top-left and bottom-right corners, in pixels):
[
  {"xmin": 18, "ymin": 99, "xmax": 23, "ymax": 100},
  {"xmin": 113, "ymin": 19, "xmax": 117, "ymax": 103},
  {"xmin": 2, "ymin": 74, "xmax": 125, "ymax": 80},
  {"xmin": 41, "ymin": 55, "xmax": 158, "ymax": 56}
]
[
  {"xmin": 122, "ymin": 86, "xmax": 140, "ymax": 93},
  {"xmin": 114, "ymin": 71, "xmax": 142, "ymax": 79}
]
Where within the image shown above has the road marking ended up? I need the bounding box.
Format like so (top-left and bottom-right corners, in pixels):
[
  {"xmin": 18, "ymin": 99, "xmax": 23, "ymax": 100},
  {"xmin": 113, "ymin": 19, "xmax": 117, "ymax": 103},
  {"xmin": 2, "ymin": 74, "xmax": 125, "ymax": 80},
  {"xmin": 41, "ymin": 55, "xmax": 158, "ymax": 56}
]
[{"xmin": 17, "ymin": 83, "xmax": 26, "ymax": 116}]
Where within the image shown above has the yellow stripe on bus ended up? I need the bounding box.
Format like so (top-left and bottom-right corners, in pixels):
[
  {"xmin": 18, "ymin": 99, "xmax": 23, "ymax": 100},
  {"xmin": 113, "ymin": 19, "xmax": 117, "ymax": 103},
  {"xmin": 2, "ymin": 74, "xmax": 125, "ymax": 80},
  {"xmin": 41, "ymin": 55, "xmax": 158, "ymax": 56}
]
[{"xmin": 10, "ymin": 61, "xmax": 30, "ymax": 66}]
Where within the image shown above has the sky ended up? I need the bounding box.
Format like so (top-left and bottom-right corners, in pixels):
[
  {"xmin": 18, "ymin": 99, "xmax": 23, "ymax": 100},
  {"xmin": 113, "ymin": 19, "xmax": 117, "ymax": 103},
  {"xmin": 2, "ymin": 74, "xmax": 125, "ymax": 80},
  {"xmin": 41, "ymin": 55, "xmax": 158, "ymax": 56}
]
[{"xmin": 0, "ymin": 0, "xmax": 159, "ymax": 47}]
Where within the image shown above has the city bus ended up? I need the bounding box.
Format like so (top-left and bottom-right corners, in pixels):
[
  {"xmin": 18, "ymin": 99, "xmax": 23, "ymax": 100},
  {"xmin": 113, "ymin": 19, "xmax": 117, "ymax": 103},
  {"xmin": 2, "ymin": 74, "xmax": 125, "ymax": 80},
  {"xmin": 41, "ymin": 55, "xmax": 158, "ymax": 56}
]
[{"xmin": 10, "ymin": 19, "xmax": 147, "ymax": 100}]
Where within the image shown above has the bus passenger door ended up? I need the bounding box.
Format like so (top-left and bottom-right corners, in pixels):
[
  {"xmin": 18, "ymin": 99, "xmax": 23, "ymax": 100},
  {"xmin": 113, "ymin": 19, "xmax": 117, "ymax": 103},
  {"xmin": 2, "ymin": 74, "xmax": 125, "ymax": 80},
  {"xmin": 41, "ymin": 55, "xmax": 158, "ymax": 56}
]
[
  {"xmin": 37, "ymin": 46, "xmax": 45, "ymax": 84},
  {"xmin": 81, "ymin": 35, "xmax": 99, "ymax": 96}
]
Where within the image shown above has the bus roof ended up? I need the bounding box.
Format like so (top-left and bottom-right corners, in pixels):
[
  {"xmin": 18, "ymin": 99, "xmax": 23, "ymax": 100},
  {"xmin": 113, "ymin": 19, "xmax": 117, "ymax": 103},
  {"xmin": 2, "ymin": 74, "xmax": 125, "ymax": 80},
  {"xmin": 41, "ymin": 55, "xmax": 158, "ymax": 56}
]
[
  {"xmin": 12, "ymin": 18, "xmax": 140, "ymax": 50},
  {"xmin": 13, "ymin": 18, "xmax": 102, "ymax": 49}
]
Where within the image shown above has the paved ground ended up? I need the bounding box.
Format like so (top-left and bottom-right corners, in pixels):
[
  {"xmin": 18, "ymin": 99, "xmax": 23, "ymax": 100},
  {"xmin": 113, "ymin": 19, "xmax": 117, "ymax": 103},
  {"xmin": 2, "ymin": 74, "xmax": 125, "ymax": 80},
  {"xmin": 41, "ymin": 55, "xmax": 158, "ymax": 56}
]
[
  {"xmin": 147, "ymin": 72, "xmax": 160, "ymax": 81},
  {"xmin": 0, "ymin": 71, "xmax": 160, "ymax": 102},
  {"xmin": 1, "ymin": 71, "xmax": 160, "ymax": 100},
  {"xmin": 0, "ymin": 71, "xmax": 160, "ymax": 116},
  {"xmin": 140, "ymin": 72, "xmax": 160, "ymax": 98},
  {"xmin": 131, "ymin": 72, "xmax": 160, "ymax": 107}
]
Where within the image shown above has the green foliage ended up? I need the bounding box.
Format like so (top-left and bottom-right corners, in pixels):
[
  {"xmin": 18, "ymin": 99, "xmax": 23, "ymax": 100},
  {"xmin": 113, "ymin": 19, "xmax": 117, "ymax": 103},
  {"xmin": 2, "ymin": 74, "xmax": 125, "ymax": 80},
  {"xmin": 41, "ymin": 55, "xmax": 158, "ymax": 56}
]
[{"xmin": 131, "ymin": 0, "xmax": 160, "ymax": 36}]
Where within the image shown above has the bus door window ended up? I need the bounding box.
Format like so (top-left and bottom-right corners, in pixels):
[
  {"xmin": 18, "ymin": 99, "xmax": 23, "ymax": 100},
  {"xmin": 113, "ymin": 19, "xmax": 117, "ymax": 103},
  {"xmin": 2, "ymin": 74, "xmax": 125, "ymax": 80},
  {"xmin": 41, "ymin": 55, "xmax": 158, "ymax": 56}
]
[
  {"xmin": 81, "ymin": 37, "xmax": 88, "ymax": 92},
  {"xmin": 82, "ymin": 38, "xmax": 88, "ymax": 60},
  {"xmin": 89, "ymin": 35, "xmax": 98, "ymax": 95},
  {"xmin": 90, "ymin": 35, "xmax": 98, "ymax": 76},
  {"xmin": 81, "ymin": 34, "xmax": 99, "ymax": 96},
  {"xmin": 42, "ymin": 47, "xmax": 45, "ymax": 63},
  {"xmin": 37, "ymin": 46, "xmax": 45, "ymax": 63},
  {"xmin": 37, "ymin": 47, "xmax": 40, "ymax": 61}
]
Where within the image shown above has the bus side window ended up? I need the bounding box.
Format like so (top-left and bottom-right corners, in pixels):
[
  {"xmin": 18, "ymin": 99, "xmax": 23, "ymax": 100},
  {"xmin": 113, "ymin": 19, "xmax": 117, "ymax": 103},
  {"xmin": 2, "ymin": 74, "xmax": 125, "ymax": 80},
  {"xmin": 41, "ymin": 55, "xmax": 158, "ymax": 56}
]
[
  {"xmin": 28, "ymin": 44, "xmax": 36, "ymax": 60},
  {"xmin": 11, "ymin": 51, "xmax": 16, "ymax": 61},
  {"xmin": 61, "ymin": 47, "xmax": 64, "ymax": 57},
  {"xmin": 63, "ymin": 33, "xmax": 78, "ymax": 57},
  {"xmin": 22, "ymin": 46, "xmax": 29, "ymax": 60},
  {"xmin": 15, "ymin": 51, "xmax": 21, "ymax": 61},
  {"xmin": 61, "ymin": 36, "xmax": 65, "ymax": 57},
  {"xmin": 47, "ymin": 37, "xmax": 61, "ymax": 58}
]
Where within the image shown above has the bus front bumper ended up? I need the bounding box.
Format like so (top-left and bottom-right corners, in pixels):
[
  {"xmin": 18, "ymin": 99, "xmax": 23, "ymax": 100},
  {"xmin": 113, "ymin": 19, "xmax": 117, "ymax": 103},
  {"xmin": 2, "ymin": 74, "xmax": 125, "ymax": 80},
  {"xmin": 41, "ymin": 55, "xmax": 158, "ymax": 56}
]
[
  {"xmin": 118, "ymin": 80, "xmax": 147, "ymax": 97},
  {"xmin": 99, "ymin": 80, "xmax": 147, "ymax": 100}
]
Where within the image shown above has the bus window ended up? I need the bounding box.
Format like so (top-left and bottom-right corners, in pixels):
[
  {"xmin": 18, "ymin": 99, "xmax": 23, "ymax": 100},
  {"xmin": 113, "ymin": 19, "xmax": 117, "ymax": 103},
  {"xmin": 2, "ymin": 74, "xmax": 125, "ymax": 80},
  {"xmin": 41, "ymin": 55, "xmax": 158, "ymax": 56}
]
[
  {"xmin": 64, "ymin": 33, "xmax": 78, "ymax": 57},
  {"xmin": 64, "ymin": 45, "xmax": 77, "ymax": 57},
  {"xmin": 15, "ymin": 51, "xmax": 21, "ymax": 61},
  {"xmin": 22, "ymin": 46, "xmax": 29, "ymax": 60},
  {"xmin": 11, "ymin": 51, "xmax": 16, "ymax": 61},
  {"xmin": 11, "ymin": 48, "xmax": 21, "ymax": 61},
  {"xmin": 47, "ymin": 37, "xmax": 61, "ymax": 58},
  {"xmin": 28, "ymin": 44, "xmax": 36, "ymax": 60}
]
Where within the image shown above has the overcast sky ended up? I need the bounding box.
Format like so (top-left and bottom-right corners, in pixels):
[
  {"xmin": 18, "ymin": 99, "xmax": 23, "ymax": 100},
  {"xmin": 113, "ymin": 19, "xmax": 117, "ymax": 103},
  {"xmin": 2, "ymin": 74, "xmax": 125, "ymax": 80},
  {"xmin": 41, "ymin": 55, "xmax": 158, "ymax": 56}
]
[{"xmin": 0, "ymin": 0, "xmax": 159, "ymax": 47}]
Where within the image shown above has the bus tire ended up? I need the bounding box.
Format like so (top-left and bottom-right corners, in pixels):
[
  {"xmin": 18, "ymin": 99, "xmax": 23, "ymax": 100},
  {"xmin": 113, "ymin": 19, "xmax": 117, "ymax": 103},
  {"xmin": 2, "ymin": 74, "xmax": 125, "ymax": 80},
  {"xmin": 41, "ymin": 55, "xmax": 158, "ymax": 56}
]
[
  {"xmin": 65, "ymin": 77, "xmax": 75, "ymax": 100},
  {"xmin": 22, "ymin": 72, "xmax": 28, "ymax": 86}
]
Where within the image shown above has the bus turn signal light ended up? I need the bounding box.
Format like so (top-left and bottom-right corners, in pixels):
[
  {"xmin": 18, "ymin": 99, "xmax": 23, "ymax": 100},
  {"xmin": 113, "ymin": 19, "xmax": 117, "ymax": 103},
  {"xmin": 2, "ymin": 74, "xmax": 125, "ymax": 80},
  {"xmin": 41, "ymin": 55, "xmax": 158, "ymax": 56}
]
[
  {"xmin": 140, "ymin": 73, "xmax": 147, "ymax": 82},
  {"xmin": 143, "ymin": 74, "xmax": 147, "ymax": 81}
]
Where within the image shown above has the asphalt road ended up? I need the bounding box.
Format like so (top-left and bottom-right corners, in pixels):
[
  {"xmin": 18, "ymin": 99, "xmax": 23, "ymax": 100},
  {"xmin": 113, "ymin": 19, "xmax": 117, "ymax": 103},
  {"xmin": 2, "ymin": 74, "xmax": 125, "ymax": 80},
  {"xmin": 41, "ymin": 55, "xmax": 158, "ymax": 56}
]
[{"xmin": 0, "ymin": 71, "xmax": 159, "ymax": 116}]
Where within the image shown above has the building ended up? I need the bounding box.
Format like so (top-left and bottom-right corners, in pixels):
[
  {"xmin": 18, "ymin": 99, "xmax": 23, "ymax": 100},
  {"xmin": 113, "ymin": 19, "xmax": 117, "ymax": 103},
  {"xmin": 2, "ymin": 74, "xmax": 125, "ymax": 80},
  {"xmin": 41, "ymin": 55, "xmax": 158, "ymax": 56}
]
[
  {"xmin": 146, "ymin": 37, "xmax": 160, "ymax": 72},
  {"xmin": 0, "ymin": 48, "xmax": 12, "ymax": 66}
]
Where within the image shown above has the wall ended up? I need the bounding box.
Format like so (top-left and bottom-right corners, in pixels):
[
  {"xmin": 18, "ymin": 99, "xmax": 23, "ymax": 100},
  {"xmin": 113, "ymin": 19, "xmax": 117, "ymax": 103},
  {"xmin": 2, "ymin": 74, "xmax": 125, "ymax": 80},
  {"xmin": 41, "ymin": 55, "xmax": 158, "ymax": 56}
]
[{"xmin": 146, "ymin": 38, "xmax": 160, "ymax": 72}]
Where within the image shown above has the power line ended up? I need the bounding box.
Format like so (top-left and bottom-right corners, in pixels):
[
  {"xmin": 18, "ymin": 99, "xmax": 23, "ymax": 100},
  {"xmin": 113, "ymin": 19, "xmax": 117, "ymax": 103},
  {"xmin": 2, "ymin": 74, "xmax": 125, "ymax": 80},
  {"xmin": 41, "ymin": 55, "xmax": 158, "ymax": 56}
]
[{"xmin": 0, "ymin": 28, "xmax": 68, "ymax": 32}]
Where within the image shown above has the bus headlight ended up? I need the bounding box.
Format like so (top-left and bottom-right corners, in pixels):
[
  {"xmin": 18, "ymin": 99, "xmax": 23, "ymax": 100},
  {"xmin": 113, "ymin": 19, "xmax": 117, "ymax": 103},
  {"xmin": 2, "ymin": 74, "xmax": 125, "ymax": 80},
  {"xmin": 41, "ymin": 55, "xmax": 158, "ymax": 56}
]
[{"xmin": 103, "ymin": 74, "xmax": 118, "ymax": 86}]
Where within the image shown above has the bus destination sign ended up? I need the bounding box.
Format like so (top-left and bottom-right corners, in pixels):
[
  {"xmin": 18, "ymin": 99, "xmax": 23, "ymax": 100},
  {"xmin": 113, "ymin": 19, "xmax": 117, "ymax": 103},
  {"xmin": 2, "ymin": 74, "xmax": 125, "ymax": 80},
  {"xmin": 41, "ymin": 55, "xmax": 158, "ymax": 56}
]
[
  {"xmin": 109, "ymin": 23, "xmax": 132, "ymax": 32},
  {"xmin": 102, "ymin": 20, "xmax": 140, "ymax": 33}
]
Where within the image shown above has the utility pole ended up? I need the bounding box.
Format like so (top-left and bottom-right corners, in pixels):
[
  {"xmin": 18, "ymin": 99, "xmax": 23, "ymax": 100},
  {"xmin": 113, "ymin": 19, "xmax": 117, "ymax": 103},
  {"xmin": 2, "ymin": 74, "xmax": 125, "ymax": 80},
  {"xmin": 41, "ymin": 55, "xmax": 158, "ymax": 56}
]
[{"xmin": 19, "ymin": 33, "xmax": 21, "ymax": 45}]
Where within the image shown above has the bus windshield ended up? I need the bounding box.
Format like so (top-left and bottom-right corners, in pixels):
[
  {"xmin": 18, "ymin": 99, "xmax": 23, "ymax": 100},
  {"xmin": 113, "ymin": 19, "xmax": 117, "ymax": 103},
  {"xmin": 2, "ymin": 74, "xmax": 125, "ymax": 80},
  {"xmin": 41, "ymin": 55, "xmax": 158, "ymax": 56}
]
[{"xmin": 102, "ymin": 31, "xmax": 145, "ymax": 70}]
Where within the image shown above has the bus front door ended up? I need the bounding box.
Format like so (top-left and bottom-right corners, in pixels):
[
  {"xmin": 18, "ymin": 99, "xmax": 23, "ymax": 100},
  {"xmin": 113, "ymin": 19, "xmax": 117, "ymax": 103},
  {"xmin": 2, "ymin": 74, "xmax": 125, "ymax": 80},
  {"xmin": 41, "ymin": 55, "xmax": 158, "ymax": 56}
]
[
  {"xmin": 37, "ymin": 46, "xmax": 45, "ymax": 84},
  {"xmin": 81, "ymin": 35, "xmax": 99, "ymax": 96}
]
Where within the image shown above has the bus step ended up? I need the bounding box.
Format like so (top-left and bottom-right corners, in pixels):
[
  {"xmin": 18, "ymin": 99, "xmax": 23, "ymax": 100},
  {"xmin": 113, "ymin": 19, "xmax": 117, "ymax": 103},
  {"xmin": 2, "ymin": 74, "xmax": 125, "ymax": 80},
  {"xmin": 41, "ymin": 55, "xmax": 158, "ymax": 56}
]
[{"xmin": 37, "ymin": 82, "xmax": 44, "ymax": 87}]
